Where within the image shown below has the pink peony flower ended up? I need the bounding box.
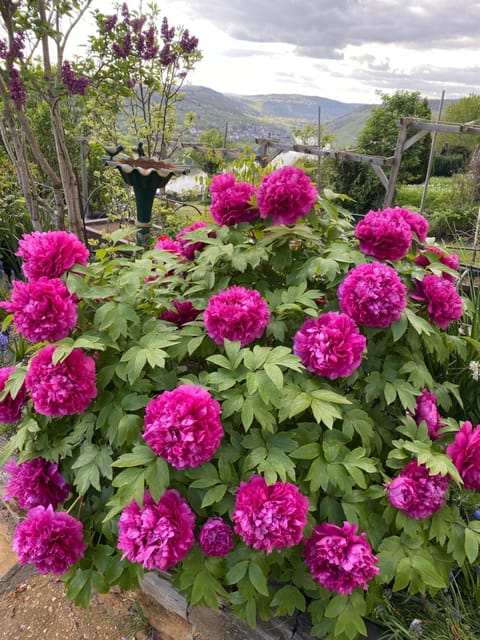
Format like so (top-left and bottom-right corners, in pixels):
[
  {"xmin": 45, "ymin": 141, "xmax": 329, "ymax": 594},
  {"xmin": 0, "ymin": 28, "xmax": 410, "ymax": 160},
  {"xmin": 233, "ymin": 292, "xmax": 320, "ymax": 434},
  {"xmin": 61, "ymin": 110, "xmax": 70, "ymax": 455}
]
[
  {"xmin": 303, "ymin": 521, "xmax": 379, "ymax": 595},
  {"xmin": 232, "ymin": 475, "xmax": 309, "ymax": 553},
  {"xmin": 16, "ymin": 230, "xmax": 89, "ymax": 280},
  {"xmin": 414, "ymin": 389, "xmax": 444, "ymax": 440},
  {"xmin": 411, "ymin": 274, "xmax": 463, "ymax": 330},
  {"xmin": 338, "ymin": 262, "xmax": 407, "ymax": 328},
  {"xmin": 209, "ymin": 173, "xmax": 258, "ymax": 226},
  {"xmin": 3, "ymin": 457, "xmax": 71, "ymax": 509},
  {"xmin": 25, "ymin": 345, "xmax": 97, "ymax": 417},
  {"xmin": 400, "ymin": 208, "xmax": 428, "ymax": 243},
  {"xmin": 354, "ymin": 208, "xmax": 413, "ymax": 261},
  {"xmin": 257, "ymin": 166, "xmax": 317, "ymax": 225},
  {"xmin": 385, "ymin": 460, "xmax": 448, "ymax": 518},
  {"xmin": 447, "ymin": 421, "xmax": 480, "ymax": 489},
  {"xmin": 159, "ymin": 300, "xmax": 201, "ymax": 327},
  {"xmin": 176, "ymin": 221, "xmax": 210, "ymax": 260},
  {"xmin": 143, "ymin": 385, "xmax": 223, "ymax": 470},
  {"xmin": 293, "ymin": 312, "xmax": 366, "ymax": 379},
  {"xmin": 0, "ymin": 366, "xmax": 26, "ymax": 423},
  {"xmin": 199, "ymin": 517, "xmax": 234, "ymax": 557},
  {"xmin": 204, "ymin": 285, "xmax": 270, "ymax": 347},
  {"xmin": 0, "ymin": 277, "xmax": 77, "ymax": 343},
  {"xmin": 117, "ymin": 489, "xmax": 195, "ymax": 570},
  {"xmin": 154, "ymin": 235, "xmax": 184, "ymax": 257},
  {"xmin": 414, "ymin": 246, "xmax": 459, "ymax": 282},
  {"xmin": 13, "ymin": 505, "xmax": 87, "ymax": 575}
]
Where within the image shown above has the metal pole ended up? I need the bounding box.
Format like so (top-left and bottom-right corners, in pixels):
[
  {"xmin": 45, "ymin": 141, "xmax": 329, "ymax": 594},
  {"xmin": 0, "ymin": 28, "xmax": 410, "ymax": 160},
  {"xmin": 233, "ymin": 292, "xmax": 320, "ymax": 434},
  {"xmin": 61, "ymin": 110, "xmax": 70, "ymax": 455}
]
[
  {"xmin": 420, "ymin": 90, "xmax": 445, "ymax": 214},
  {"xmin": 317, "ymin": 106, "xmax": 322, "ymax": 191}
]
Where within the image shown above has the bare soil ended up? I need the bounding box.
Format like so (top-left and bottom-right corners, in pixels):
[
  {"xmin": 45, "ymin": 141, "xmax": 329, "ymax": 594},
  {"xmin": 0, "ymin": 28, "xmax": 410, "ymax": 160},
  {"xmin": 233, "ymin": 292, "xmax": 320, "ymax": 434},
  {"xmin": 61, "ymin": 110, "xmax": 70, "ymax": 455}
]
[{"xmin": 0, "ymin": 501, "xmax": 156, "ymax": 640}]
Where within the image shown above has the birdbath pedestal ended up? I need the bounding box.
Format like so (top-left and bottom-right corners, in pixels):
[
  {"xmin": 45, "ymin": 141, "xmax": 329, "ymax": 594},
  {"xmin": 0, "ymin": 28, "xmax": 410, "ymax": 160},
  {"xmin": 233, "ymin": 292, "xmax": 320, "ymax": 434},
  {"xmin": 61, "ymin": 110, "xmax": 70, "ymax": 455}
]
[{"xmin": 103, "ymin": 156, "xmax": 190, "ymax": 248}]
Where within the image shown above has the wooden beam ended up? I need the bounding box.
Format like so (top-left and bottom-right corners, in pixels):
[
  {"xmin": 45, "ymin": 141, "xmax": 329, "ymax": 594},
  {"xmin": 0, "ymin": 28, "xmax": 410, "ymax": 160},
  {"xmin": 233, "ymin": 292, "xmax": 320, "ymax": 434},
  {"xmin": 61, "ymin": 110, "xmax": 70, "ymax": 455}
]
[{"xmin": 397, "ymin": 118, "xmax": 480, "ymax": 136}]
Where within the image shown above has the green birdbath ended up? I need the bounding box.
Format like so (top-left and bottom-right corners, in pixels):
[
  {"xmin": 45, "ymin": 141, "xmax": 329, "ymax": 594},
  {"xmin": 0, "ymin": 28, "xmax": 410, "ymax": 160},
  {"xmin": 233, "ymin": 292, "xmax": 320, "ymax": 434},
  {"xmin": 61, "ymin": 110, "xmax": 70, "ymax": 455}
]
[{"xmin": 103, "ymin": 156, "xmax": 190, "ymax": 248}]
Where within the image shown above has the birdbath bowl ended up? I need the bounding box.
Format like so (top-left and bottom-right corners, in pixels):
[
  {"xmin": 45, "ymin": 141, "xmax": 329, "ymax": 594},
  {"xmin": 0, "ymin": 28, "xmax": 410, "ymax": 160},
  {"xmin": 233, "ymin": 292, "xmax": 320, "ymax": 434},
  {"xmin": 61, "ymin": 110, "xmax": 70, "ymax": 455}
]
[{"xmin": 103, "ymin": 156, "xmax": 190, "ymax": 248}]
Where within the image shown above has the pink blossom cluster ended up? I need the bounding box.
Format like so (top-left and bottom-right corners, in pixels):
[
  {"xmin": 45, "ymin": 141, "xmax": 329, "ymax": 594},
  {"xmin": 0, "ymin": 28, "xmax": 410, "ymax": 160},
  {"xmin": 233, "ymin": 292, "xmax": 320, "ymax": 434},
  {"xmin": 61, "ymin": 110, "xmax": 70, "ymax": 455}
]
[
  {"xmin": 232, "ymin": 475, "xmax": 309, "ymax": 553},
  {"xmin": 414, "ymin": 389, "xmax": 444, "ymax": 440},
  {"xmin": 303, "ymin": 521, "xmax": 379, "ymax": 595},
  {"xmin": 117, "ymin": 489, "xmax": 195, "ymax": 570},
  {"xmin": 447, "ymin": 421, "xmax": 480, "ymax": 489},
  {"xmin": 293, "ymin": 312, "xmax": 366, "ymax": 379},
  {"xmin": 159, "ymin": 300, "xmax": 201, "ymax": 327},
  {"xmin": 257, "ymin": 166, "xmax": 318, "ymax": 225},
  {"xmin": 355, "ymin": 207, "xmax": 428, "ymax": 261},
  {"xmin": 0, "ymin": 366, "xmax": 26, "ymax": 423},
  {"xmin": 338, "ymin": 262, "xmax": 407, "ymax": 328},
  {"xmin": 25, "ymin": 345, "xmax": 97, "ymax": 417},
  {"xmin": 4, "ymin": 458, "xmax": 71, "ymax": 510},
  {"xmin": 175, "ymin": 221, "xmax": 210, "ymax": 260},
  {"xmin": 204, "ymin": 285, "xmax": 270, "ymax": 346},
  {"xmin": 414, "ymin": 246, "xmax": 459, "ymax": 282},
  {"xmin": 154, "ymin": 235, "xmax": 184, "ymax": 256},
  {"xmin": 209, "ymin": 173, "xmax": 258, "ymax": 226},
  {"xmin": 16, "ymin": 230, "xmax": 89, "ymax": 280},
  {"xmin": 411, "ymin": 274, "xmax": 463, "ymax": 329},
  {"xmin": 385, "ymin": 460, "xmax": 448, "ymax": 519},
  {"xmin": 143, "ymin": 385, "xmax": 223, "ymax": 470},
  {"xmin": 199, "ymin": 517, "xmax": 234, "ymax": 557},
  {"xmin": 13, "ymin": 505, "xmax": 86, "ymax": 575},
  {"xmin": 0, "ymin": 277, "xmax": 78, "ymax": 343}
]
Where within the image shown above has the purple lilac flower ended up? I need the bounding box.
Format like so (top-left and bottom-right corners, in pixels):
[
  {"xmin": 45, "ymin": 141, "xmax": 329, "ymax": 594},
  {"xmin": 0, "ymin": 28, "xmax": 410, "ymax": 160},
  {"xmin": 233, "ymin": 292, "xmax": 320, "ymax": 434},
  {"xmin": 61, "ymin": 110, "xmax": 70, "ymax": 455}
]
[
  {"xmin": 8, "ymin": 65, "xmax": 25, "ymax": 107},
  {"xmin": 61, "ymin": 61, "xmax": 89, "ymax": 96}
]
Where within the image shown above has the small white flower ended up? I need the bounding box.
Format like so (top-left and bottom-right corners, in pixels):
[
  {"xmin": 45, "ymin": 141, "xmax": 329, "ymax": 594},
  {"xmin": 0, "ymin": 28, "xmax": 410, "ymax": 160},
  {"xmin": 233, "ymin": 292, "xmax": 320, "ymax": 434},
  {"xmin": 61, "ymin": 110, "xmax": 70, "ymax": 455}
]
[
  {"xmin": 469, "ymin": 360, "xmax": 480, "ymax": 381},
  {"xmin": 408, "ymin": 618, "xmax": 423, "ymax": 635}
]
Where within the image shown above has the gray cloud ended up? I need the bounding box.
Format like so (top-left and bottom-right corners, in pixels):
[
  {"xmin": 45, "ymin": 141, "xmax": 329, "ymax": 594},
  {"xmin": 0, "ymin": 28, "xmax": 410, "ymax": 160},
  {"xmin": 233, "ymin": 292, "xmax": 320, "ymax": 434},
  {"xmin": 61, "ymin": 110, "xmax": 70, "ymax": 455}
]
[{"xmin": 183, "ymin": 0, "xmax": 480, "ymax": 59}]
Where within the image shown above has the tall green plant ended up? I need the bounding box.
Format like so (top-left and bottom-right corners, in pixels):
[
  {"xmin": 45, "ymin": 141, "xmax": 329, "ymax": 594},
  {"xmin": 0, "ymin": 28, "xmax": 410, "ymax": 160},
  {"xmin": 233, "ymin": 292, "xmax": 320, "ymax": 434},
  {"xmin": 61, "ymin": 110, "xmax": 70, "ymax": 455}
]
[{"xmin": 1, "ymin": 168, "xmax": 479, "ymax": 640}]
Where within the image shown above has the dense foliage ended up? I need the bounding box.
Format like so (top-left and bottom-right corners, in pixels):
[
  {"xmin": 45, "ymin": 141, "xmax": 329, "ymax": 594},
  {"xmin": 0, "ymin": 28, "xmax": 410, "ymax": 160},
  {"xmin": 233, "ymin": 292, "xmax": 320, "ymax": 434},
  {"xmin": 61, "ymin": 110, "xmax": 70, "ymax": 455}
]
[{"xmin": 1, "ymin": 167, "xmax": 480, "ymax": 640}]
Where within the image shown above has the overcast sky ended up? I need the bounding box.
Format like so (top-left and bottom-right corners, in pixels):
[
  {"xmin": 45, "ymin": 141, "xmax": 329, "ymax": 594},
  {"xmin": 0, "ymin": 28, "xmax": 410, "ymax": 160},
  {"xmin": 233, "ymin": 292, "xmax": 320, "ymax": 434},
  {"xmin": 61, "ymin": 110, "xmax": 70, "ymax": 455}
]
[{"xmin": 88, "ymin": 0, "xmax": 480, "ymax": 104}]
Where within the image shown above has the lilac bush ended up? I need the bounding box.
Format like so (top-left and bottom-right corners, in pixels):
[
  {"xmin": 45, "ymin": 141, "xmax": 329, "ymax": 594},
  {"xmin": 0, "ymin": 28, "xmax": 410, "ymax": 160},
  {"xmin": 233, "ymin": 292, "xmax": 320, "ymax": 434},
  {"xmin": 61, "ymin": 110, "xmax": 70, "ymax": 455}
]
[{"xmin": 1, "ymin": 164, "xmax": 479, "ymax": 639}]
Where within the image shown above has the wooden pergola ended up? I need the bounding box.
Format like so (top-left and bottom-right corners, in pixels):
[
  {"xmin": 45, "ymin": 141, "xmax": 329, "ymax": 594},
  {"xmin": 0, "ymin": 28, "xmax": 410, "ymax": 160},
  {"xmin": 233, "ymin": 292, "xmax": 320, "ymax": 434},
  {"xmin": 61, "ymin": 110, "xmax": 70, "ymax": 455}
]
[{"xmin": 255, "ymin": 118, "xmax": 480, "ymax": 208}]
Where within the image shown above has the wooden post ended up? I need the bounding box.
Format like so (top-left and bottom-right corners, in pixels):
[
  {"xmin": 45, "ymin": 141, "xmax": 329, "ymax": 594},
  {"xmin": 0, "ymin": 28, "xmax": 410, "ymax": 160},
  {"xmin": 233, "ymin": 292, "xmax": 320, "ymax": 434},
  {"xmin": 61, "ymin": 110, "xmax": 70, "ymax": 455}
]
[
  {"xmin": 383, "ymin": 119, "xmax": 410, "ymax": 208},
  {"xmin": 420, "ymin": 90, "xmax": 445, "ymax": 214}
]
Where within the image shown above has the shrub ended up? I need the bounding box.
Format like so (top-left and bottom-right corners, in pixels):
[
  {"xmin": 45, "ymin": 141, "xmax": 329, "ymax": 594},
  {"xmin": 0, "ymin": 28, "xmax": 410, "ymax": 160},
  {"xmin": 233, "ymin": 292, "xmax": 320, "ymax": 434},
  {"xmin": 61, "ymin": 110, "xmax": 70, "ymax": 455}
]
[{"xmin": 1, "ymin": 169, "xmax": 479, "ymax": 640}]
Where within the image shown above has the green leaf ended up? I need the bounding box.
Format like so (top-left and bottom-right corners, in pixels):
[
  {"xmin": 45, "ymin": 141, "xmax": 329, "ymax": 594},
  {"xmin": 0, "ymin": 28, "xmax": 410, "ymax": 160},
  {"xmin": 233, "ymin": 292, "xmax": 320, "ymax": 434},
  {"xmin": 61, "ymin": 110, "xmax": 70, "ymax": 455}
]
[
  {"xmin": 112, "ymin": 445, "xmax": 156, "ymax": 468},
  {"xmin": 263, "ymin": 363, "xmax": 283, "ymax": 389},
  {"xmin": 66, "ymin": 569, "xmax": 92, "ymax": 608},
  {"xmin": 201, "ymin": 484, "xmax": 227, "ymax": 508},
  {"xmin": 145, "ymin": 458, "xmax": 170, "ymax": 503},
  {"xmin": 225, "ymin": 560, "xmax": 249, "ymax": 584},
  {"xmin": 465, "ymin": 526, "xmax": 480, "ymax": 563},
  {"xmin": 291, "ymin": 443, "xmax": 322, "ymax": 460},
  {"xmin": 248, "ymin": 562, "xmax": 269, "ymax": 597},
  {"xmin": 325, "ymin": 594, "xmax": 348, "ymax": 618},
  {"xmin": 270, "ymin": 585, "xmax": 306, "ymax": 616}
]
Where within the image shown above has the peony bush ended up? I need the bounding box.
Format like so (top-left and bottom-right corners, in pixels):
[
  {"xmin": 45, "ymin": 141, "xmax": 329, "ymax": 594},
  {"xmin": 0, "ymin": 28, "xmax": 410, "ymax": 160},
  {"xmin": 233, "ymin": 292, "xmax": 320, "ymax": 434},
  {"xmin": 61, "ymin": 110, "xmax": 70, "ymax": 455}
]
[{"xmin": 1, "ymin": 168, "xmax": 480, "ymax": 640}]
